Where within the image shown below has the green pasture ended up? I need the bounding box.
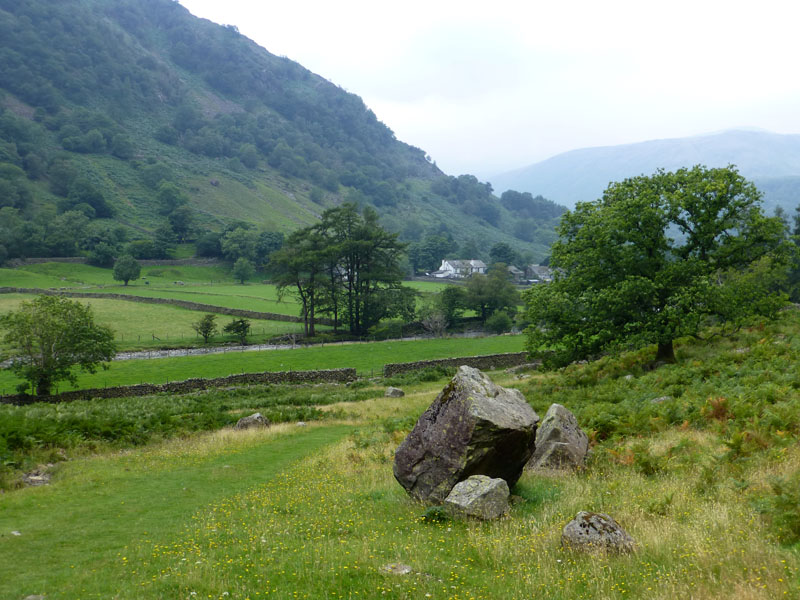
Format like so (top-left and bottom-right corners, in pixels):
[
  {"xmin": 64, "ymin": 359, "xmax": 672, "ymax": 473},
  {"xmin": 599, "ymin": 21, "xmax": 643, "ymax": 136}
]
[
  {"xmin": 89, "ymin": 283, "xmax": 300, "ymax": 316},
  {"xmin": 0, "ymin": 424, "xmax": 354, "ymax": 599},
  {"xmin": 0, "ymin": 294, "xmax": 310, "ymax": 352},
  {"xmin": 404, "ymin": 280, "xmax": 455, "ymax": 292},
  {"xmin": 0, "ymin": 263, "xmax": 236, "ymax": 289},
  {"xmin": 0, "ymin": 334, "xmax": 525, "ymax": 394},
  {"xmin": 0, "ymin": 264, "xmax": 459, "ymax": 317},
  {"xmin": 2, "ymin": 313, "xmax": 800, "ymax": 600}
]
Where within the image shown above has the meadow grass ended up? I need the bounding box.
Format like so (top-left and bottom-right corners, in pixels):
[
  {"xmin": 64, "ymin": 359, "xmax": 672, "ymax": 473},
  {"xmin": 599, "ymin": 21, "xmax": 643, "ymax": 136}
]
[
  {"xmin": 0, "ymin": 424, "xmax": 354, "ymax": 599},
  {"xmin": 1, "ymin": 312, "xmax": 800, "ymax": 598},
  {"xmin": 1, "ymin": 264, "xmax": 457, "ymax": 317},
  {"xmin": 87, "ymin": 284, "xmax": 301, "ymax": 316},
  {"xmin": 0, "ymin": 383, "xmax": 382, "ymax": 485},
  {"xmin": 0, "ymin": 334, "xmax": 525, "ymax": 394},
  {"xmin": 0, "ymin": 294, "xmax": 310, "ymax": 351}
]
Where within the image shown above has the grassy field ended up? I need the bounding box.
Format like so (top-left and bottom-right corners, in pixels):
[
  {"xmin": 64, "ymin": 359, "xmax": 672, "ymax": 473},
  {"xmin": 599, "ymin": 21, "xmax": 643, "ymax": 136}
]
[
  {"xmin": 88, "ymin": 284, "xmax": 303, "ymax": 316},
  {"xmin": 0, "ymin": 294, "xmax": 311, "ymax": 352},
  {"xmin": 0, "ymin": 334, "xmax": 524, "ymax": 394},
  {"xmin": 0, "ymin": 264, "xmax": 458, "ymax": 317},
  {"xmin": 1, "ymin": 309, "xmax": 799, "ymax": 598}
]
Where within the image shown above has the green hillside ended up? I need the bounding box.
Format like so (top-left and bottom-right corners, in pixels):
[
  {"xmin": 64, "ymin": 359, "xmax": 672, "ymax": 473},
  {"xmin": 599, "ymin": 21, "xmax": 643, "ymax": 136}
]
[{"xmin": 0, "ymin": 0, "xmax": 564, "ymax": 266}]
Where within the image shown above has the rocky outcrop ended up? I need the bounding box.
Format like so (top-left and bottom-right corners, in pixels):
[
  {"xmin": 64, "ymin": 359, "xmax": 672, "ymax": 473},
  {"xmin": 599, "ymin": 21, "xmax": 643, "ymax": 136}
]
[
  {"xmin": 444, "ymin": 475, "xmax": 510, "ymax": 520},
  {"xmin": 527, "ymin": 403, "xmax": 588, "ymax": 470},
  {"xmin": 393, "ymin": 366, "xmax": 539, "ymax": 503},
  {"xmin": 561, "ymin": 511, "xmax": 636, "ymax": 554},
  {"xmin": 385, "ymin": 387, "xmax": 405, "ymax": 397},
  {"xmin": 235, "ymin": 413, "xmax": 270, "ymax": 430}
]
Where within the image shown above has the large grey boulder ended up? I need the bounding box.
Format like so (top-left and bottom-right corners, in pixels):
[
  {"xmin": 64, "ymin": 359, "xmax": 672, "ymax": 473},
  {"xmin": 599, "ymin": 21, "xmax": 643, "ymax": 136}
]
[
  {"xmin": 444, "ymin": 475, "xmax": 510, "ymax": 520},
  {"xmin": 561, "ymin": 511, "xmax": 636, "ymax": 554},
  {"xmin": 235, "ymin": 413, "xmax": 270, "ymax": 430},
  {"xmin": 527, "ymin": 403, "xmax": 588, "ymax": 470},
  {"xmin": 393, "ymin": 366, "xmax": 539, "ymax": 503},
  {"xmin": 385, "ymin": 387, "xmax": 405, "ymax": 397}
]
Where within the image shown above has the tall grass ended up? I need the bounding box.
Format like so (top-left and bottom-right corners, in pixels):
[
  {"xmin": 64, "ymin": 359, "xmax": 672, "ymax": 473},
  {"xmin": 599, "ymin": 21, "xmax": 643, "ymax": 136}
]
[
  {"xmin": 0, "ymin": 383, "xmax": 381, "ymax": 488},
  {"xmin": 1, "ymin": 312, "xmax": 799, "ymax": 598}
]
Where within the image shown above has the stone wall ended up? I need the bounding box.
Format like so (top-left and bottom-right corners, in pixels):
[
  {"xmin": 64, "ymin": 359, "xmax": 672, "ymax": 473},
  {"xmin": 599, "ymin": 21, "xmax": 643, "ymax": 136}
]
[
  {"xmin": 383, "ymin": 352, "xmax": 529, "ymax": 377},
  {"xmin": 0, "ymin": 287, "xmax": 334, "ymax": 325},
  {"xmin": 0, "ymin": 368, "xmax": 357, "ymax": 406},
  {"xmin": 6, "ymin": 257, "xmax": 87, "ymax": 267}
]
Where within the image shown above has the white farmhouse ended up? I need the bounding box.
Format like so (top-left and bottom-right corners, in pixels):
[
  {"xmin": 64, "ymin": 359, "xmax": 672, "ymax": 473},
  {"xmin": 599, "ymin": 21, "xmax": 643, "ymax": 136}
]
[{"xmin": 432, "ymin": 259, "xmax": 487, "ymax": 279}]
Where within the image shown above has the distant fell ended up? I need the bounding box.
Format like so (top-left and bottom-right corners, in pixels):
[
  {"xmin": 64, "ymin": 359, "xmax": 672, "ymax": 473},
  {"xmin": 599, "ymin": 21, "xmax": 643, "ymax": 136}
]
[{"xmin": 492, "ymin": 130, "xmax": 800, "ymax": 213}]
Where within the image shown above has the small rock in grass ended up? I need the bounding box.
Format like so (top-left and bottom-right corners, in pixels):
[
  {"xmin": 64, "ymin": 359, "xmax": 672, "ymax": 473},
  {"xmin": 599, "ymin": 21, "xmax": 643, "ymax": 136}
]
[
  {"xmin": 561, "ymin": 511, "xmax": 636, "ymax": 554},
  {"xmin": 381, "ymin": 563, "xmax": 412, "ymax": 575},
  {"xmin": 24, "ymin": 596, "xmax": 46, "ymax": 600},
  {"xmin": 22, "ymin": 470, "xmax": 50, "ymax": 487},
  {"xmin": 11, "ymin": 531, "xmax": 21, "ymax": 536},
  {"xmin": 296, "ymin": 421, "xmax": 307, "ymax": 427},
  {"xmin": 385, "ymin": 387, "xmax": 405, "ymax": 397},
  {"xmin": 234, "ymin": 413, "xmax": 270, "ymax": 430},
  {"xmin": 444, "ymin": 475, "xmax": 510, "ymax": 520},
  {"xmin": 651, "ymin": 396, "xmax": 672, "ymax": 404}
]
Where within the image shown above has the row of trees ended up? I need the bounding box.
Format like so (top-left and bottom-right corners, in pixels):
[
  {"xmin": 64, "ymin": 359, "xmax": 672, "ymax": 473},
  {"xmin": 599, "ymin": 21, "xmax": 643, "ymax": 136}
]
[{"xmin": 270, "ymin": 204, "xmax": 411, "ymax": 336}]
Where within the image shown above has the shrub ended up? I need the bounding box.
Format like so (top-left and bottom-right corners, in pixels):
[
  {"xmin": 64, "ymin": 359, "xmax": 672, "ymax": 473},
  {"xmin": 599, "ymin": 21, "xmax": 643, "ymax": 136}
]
[
  {"xmin": 757, "ymin": 472, "xmax": 800, "ymax": 544},
  {"xmin": 485, "ymin": 311, "xmax": 512, "ymax": 334}
]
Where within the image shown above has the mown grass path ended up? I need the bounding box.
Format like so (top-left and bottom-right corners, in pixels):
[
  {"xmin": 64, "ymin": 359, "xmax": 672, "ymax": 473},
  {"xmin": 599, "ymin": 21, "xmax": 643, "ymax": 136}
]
[{"xmin": 0, "ymin": 424, "xmax": 352, "ymax": 599}]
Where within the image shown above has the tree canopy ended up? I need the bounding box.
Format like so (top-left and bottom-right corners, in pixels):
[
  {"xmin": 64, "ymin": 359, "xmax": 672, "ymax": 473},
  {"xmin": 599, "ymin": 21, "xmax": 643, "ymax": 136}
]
[
  {"xmin": 0, "ymin": 295, "xmax": 116, "ymax": 395},
  {"xmin": 271, "ymin": 203, "xmax": 407, "ymax": 336},
  {"xmin": 525, "ymin": 165, "xmax": 791, "ymax": 368},
  {"xmin": 465, "ymin": 264, "xmax": 520, "ymax": 322},
  {"xmin": 112, "ymin": 254, "xmax": 141, "ymax": 285}
]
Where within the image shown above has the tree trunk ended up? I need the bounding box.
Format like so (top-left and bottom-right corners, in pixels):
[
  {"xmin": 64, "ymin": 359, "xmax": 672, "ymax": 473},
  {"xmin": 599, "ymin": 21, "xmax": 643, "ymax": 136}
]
[
  {"xmin": 36, "ymin": 378, "xmax": 51, "ymax": 396},
  {"xmin": 656, "ymin": 340, "xmax": 676, "ymax": 363}
]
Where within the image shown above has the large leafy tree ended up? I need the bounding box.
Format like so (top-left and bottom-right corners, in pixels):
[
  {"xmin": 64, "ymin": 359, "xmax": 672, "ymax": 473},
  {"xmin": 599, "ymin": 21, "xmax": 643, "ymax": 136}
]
[
  {"xmin": 526, "ymin": 166, "xmax": 790, "ymax": 368},
  {"xmin": 465, "ymin": 265, "xmax": 520, "ymax": 322},
  {"xmin": 0, "ymin": 295, "xmax": 116, "ymax": 395},
  {"xmin": 271, "ymin": 203, "xmax": 406, "ymax": 336},
  {"xmin": 112, "ymin": 254, "xmax": 141, "ymax": 286}
]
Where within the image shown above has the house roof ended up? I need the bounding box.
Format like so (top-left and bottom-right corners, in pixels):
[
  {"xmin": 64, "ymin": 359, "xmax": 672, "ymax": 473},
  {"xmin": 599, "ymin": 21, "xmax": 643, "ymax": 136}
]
[{"xmin": 443, "ymin": 259, "xmax": 486, "ymax": 269}]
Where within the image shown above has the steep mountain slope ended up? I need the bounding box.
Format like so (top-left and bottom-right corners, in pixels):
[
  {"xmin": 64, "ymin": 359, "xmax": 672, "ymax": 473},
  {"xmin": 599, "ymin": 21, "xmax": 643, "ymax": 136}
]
[
  {"xmin": 0, "ymin": 0, "xmax": 562, "ymax": 264},
  {"xmin": 492, "ymin": 130, "xmax": 800, "ymax": 213}
]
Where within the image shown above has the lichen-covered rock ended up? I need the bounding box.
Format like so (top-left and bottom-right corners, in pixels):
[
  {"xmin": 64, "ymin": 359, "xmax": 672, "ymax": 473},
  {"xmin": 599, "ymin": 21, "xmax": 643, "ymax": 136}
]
[
  {"xmin": 385, "ymin": 387, "xmax": 405, "ymax": 397},
  {"xmin": 561, "ymin": 511, "xmax": 636, "ymax": 554},
  {"xmin": 444, "ymin": 475, "xmax": 510, "ymax": 520},
  {"xmin": 234, "ymin": 412, "xmax": 270, "ymax": 430},
  {"xmin": 527, "ymin": 403, "xmax": 588, "ymax": 470},
  {"xmin": 393, "ymin": 366, "xmax": 539, "ymax": 503}
]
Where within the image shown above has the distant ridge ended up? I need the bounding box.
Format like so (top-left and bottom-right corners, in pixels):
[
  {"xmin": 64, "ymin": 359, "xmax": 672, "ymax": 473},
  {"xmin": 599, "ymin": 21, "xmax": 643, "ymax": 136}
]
[{"xmin": 492, "ymin": 130, "xmax": 800, "ymax": 213}]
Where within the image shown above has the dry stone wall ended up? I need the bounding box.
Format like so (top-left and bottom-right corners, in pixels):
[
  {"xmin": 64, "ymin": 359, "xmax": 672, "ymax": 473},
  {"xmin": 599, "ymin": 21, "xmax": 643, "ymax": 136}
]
[
  {"xmin": 383, "ymin": 352, "xmax": 529, "ymax": 377},
  {"xmin": 0, "ymin": 368, "xmax": 357, "ymax": 406}
]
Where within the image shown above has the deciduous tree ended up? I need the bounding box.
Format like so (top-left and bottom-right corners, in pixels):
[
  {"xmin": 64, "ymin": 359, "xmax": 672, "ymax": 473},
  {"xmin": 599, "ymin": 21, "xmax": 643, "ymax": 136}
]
[
  {"xmin": 465, "ymin": 265, "xmax": 519, "ymax": 322},
  {"xmin": 112, "ymin": 254, "xmax": 141, "ymax": 286},
  {"xmin": 223, "ymin": 318, "xmax": 251, "ymax": 345},
  {"xmin": 525, "ymin": 165, "xmax": 790, "ymax": 368},
  {"xmin": 192, "ymin": 313, "xmax": 217, "ymax": 343},
  {"xmin": 0, "ymin": 295, "xmax": 115, "ymax": 395},
  {"xmin": 232, "ymin": 257, "xmax": 255, "ymax": 284}
]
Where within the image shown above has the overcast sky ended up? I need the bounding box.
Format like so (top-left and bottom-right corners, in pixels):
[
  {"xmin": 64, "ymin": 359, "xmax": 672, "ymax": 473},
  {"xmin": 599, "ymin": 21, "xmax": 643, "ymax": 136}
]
[{"xmin": 179, "ymin": 0, "xmax": 800, "ymax": 180}]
